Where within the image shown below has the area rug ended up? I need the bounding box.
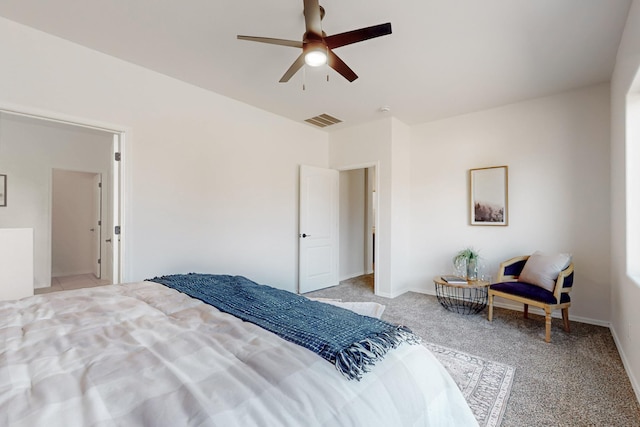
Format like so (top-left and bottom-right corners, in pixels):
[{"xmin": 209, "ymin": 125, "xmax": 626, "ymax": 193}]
[{"xmin": 424, "ymin": 342, "xmax": 515, "ymax": 427}]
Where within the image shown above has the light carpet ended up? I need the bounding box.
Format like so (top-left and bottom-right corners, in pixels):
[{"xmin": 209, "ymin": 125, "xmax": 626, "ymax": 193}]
[
  {"xmin": 425, "ymin": 341, "xmax": 514, "ymax": 427},
  {"xmin": 309, "ymin": 296, "xmax": 514, "ymax": 427},
  {"xmin": 305, "ymin": 275, "xmax": 640, "ymax": 425}
]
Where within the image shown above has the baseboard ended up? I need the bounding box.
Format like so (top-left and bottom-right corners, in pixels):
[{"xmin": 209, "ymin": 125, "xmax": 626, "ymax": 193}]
[
  {"xmin": 493, "ymin": 300, "xmax": 610, "ymax": 327},
  {"xmin": 339, "ymin": 271, "xmax": 367, "ymax": 282},
  {"xmin": 407, "ymin": 286, "xmax": 609, "ymax": 327},
  {"xmin": 610, "ymin": 327, "xmax": 640, "ymax": 404},
  {"xmin": 407, "ymin": 286, "xmax": 435, "ymax": 296}
]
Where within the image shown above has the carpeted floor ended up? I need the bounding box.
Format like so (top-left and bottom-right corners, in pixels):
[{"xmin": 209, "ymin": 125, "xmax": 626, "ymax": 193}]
[{"xmin": 305, "ymin": 274, "xmax": 640, "ymax": 427}]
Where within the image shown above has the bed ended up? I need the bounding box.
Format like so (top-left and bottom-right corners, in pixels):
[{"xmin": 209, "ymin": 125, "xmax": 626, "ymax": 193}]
[{"xmin": 0, "ymin": 277, "xmax": 478, "ymax": 426}]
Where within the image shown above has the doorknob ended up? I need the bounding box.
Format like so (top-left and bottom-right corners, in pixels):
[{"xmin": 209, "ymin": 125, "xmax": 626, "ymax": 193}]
[
  {"xmin": 90, "ymin": 228, "xmax": 95, "ymax": 232},
  {"xmin": 105, "ymin": 238, "xmax": 112, "ymax": 243},
  {"xmin": 301, "ymin": 233, "xmax": 311, "ymax": 238}
]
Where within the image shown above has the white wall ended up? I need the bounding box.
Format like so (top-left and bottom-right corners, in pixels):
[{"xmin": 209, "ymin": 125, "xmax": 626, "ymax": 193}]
[
  {"xmin": 339, "ymin": 169, "xmax": 366, "ymax": 280},
  {"xmin": 0, "ymin": 17, "xmax": 328, "ymax": 292},
  {"xmin": 330, "ymin": 117, "xmax": 413, "ymax": 297},
  {"xmin": 408, "ymin": 84, "xmax": 612, "ymax": 324},
  {"xmin": 51, "ymin": 169, "xmax": 97, "ymax": 277},
  {"xmin": 0, "ymin": 114, "xmax": 112, "ymax": 287},
  {"xmin": 611, "ymin": 0, "xmax": 640, "ymax": 400},
  {"xmin": 330, "ymin": 118, "xmax": 394, "ymax": 295},
  {"xmin": 389, "ymin": 119, "xmax": 413, "ymax": 295}
]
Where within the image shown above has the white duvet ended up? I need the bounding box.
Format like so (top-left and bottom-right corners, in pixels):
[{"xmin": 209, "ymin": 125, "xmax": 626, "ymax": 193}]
[{"xmin": 0, "ymin": 281, "xmax": 477, "ymax": 426}]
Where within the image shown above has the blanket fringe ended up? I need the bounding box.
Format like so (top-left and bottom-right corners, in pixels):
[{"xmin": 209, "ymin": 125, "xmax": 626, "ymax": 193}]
[{"xmin": 335, "ymin": 325, "xmax": 421, "ymax": 381}]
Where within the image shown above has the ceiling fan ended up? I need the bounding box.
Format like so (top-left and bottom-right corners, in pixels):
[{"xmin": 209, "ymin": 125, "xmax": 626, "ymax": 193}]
[{"xmin": 237, "ymin": 0, "xmax": 392, "ymax": 83}]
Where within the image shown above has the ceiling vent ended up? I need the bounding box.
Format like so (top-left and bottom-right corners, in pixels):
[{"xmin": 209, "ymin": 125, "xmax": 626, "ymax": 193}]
[{"xmin": 304, "ymin": 113, "xmax": 342, "ymax": 128}]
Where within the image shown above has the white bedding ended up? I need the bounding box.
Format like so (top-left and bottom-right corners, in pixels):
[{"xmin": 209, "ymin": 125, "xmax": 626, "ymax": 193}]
[{"xmin": 0, "ymin": 281, "xmax": 477, "ymax": 426}]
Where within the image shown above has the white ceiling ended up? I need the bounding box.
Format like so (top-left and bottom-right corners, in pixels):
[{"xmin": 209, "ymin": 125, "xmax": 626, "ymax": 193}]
[{"xmin": 0, "ymin": 0, "xmax": 632, "ymax": 131}]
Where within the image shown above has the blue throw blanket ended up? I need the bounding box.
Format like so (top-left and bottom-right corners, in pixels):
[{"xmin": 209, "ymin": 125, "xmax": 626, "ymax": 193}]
[{"xmin": 149, "ymin": 273, "xmax": 420, "ymax": 380}]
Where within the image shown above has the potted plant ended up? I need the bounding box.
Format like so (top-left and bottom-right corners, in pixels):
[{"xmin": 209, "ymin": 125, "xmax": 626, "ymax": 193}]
[{"xmin": 453, "ymin": 248, "xmax": 480, "ymax": 280}]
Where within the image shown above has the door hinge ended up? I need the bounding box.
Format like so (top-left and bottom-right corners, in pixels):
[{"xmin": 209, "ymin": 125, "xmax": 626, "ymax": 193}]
[
  {"xmin": 114, "ymin": 225, "xmax": 121, "ymax": 235},
  {"xmin": 98, "ymin": 258, "xmax": 101, "ymax": 264},
  {"xmin": 98, "ymin": 220, "xmax": 101, "ymax": 226},
  {"xmin": 115, "ymin": 152, "xmax": 121, "ymax": 161},
  {"xmin": 98, "ymin": 182, "xmax": 102, "ymax": 188}
]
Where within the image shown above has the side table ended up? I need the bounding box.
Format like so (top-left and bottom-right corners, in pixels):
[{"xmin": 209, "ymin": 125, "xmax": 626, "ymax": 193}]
[{"xmin": 433, "ymin": 276, "xmax": 490, "ymax": 314}]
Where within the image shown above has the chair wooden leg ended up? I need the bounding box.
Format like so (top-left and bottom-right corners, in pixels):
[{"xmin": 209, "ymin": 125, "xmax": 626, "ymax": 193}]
[
  {"xmin": 488, "ymin": 294, "xmax": 494, "ymax": 321},
  {"xmin": 523, "ymin": 304, "xmax": 529, "ymax": 319},
  {"xmin": 562, "ymin": 308, "xmax": 570, "ymax": 333},
  {"xmin": 544, "ymin": 308, "xmax": 552, "ymax": 343}
]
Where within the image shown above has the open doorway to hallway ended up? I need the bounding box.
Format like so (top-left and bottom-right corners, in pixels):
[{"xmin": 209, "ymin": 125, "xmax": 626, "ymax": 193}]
[
  {"xmin": 339, "ymin": 166, "xmax": 376, "ymax": 292},
  {"xmin": 51, "ymin": 169, "xmax": 112, "ymax": 287}
]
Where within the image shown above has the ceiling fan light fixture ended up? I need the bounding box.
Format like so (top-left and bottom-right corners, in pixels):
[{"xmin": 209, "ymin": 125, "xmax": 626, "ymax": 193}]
[
  {"xmin": 304, "ymin": 48, "xmax": 327, "ymax": 67},
  {"xmin": 237, "ymin": 1, "xmax": 392, "ymax": 82}
]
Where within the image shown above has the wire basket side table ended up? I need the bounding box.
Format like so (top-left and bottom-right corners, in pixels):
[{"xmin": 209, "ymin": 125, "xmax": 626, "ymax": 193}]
[{"xmin": 433, "ymin": 276, "xmax": 490, "ymax": 314}]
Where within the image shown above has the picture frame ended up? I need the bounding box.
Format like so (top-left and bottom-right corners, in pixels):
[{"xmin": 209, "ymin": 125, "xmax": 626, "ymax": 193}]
[
  {"xmin": 0, "ymin": 174, "xmax": 5, "ymax": 207},
  {"xmin": 469, "ymin": 166, "xmax": 508, "ymax": 226}
]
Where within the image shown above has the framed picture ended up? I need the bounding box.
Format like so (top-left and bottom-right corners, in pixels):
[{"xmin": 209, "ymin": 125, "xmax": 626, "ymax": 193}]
[
  {"xmin": 0, "ymin": 174, "xmax": 5, "ymax": 207},
  {"xmin": 469, "ymin": 166, "xmax": 508, "ymax": 226}
]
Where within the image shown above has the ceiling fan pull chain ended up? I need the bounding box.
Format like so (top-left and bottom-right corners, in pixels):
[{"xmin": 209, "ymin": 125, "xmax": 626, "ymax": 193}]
[
  {"xmin": 326, "ymin": 45, "xmax": 329, "ymax": 81},
  {"xmin": 303, "ymin": 66, "xmax": 306, "ymax": 91}
]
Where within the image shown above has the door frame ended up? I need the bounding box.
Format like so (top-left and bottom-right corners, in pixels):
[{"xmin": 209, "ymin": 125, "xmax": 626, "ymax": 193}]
[
  {"xmin": 336, "ymin": 162, "xmax": 380, "ymax": 296},
  {"xmin": 0, "ymin": 105, "xmax": 127, "ymax": 285}
]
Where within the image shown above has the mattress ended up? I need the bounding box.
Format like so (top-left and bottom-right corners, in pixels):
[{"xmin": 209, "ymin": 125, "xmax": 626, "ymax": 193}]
[{"xmin": 0, "ymin": 280, "xmax": 477, "ymax": 426}]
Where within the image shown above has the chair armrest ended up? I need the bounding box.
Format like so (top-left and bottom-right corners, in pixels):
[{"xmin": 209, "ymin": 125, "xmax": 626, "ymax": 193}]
[
  {"xmin": 496, "ymin": 255, "xmax": 530, "ymax": 282},
  {"xmin": 553, "ymin": 263, "xmax": 575, "ymax": 300}
]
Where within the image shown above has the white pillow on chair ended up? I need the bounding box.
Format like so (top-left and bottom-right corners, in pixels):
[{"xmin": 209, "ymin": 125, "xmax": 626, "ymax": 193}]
[{"xmin": 518, "ymin": 251, "xmax": 572, "ymax": 292}]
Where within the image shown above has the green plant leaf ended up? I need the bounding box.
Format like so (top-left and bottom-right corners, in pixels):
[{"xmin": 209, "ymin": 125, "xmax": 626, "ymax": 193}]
[{"xmin": 453, "ymin": 247, "xmax": 480, "ymax": 263}]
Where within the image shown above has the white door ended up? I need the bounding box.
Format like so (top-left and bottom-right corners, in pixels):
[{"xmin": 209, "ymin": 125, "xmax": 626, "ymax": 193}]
[
  {"xmin": 299, "ymin": 165, "xmax": 339, "ymax": 293},
  {"xmin": 92, "ymin": 174, "xmax": 102, "ymax": 279}
]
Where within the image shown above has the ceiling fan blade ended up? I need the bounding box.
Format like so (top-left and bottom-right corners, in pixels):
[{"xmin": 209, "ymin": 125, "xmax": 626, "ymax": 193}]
[
  {"xmin": 327, "ymin": 50, "xmax": 358, "ymax": 82},
  {"xmin": 325, "ymin": 23, "xmax": 392, "ymax": 49},
  {"xmin": 279, "ymin": 53, "xmax": 306, "ymax": 82},
  {"xmin": 303, "ymin": 0, "xmax": 323, "ymax": 35},
  {"xmin": 237, "ymin": 35, "xmax": 303, "ymax": 48}
]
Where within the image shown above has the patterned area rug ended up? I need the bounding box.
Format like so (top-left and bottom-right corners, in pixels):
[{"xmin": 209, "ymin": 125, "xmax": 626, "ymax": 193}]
[{"xmin": 424, "ymin": 342, "xmax": 515, "ymax": 427}]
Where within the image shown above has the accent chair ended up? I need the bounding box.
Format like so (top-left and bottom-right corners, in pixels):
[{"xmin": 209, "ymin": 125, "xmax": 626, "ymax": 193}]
[{"xmin": 487, "ymin": 253, "xmax": 574, "ymax": 343}]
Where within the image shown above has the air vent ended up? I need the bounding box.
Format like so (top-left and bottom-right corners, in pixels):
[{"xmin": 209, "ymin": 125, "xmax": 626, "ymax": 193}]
[{"xmin": 304, "ymin": 113, "xmax": 342, "ymax": 128}]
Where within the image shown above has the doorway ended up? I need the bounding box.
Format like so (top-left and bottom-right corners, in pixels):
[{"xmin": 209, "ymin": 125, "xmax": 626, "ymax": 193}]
[
  {"xmin": 51, "ymin": 169, "xmax": 109, "ymax": 284},
  {"xmin": 0, "ymin": 109, "xmax": 124, "ymax": 290},
  {"xmin": 339, "ymin": 165, "xmax": 376, "ymax": 292},
  {"xmin": 298, "ymin": 164, "xmax": 378, "ymax": 295}
]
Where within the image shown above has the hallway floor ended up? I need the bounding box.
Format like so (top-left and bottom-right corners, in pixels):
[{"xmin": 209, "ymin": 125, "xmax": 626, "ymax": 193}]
[{"xmin": 35, "ymin": 274, "xmax": 111, "ymax": 295}]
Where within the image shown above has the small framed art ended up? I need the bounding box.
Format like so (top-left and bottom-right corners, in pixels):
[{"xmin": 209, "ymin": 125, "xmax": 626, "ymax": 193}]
[
  {"xmin": 470, "ymin": 166, "xmax": 507, "ymax": 226},
  {"xmin": 0, "ymin": 174, "xmax": 5, "ymax": 207}
]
